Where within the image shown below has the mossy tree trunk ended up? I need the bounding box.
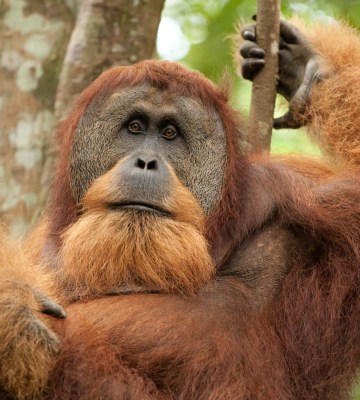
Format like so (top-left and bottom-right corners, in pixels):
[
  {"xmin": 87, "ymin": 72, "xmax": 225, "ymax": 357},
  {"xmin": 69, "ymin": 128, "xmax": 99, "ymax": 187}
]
[{"xmin": 0, "ymin": 0, "xmax": 76, "ymax": 235}]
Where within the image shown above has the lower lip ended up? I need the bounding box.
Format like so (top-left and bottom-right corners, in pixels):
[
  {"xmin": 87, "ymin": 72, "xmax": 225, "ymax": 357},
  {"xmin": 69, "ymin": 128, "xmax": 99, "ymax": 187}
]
[{"xmin": 108, "ymin": 203, "xmax": 170, "ymax": 217}]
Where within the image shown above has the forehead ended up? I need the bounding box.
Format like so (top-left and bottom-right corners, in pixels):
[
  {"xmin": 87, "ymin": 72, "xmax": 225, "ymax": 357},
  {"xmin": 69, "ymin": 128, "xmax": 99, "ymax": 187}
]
[
  {"xmin": 107, "ymin": 85, "xmax": 179, "ymax": 115},
  {"xmin": 85, "ymin": 84, "xmax": 228, "ymax": 143},
  {"xmin": 98, "ymin": 84, "xmax": 225, "ymax": 132},
  {"xmin": 110, "ymin": 85, "xmax": 174, "ymax": 107}
]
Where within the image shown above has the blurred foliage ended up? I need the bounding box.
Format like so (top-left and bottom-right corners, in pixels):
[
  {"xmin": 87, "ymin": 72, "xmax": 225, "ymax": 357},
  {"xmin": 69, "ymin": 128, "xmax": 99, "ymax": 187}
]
[{"xmin": 158, "ymin": 0, "xmax": 360, "ymax": 156}]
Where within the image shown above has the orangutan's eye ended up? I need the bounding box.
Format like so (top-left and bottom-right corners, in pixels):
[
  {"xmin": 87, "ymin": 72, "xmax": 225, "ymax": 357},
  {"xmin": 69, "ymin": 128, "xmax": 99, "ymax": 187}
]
[
  {"xmin": 161, "ymin": 125, "xmax": 177, "ymax": 140},
  {"xmin": 128, "ymin": 120, "xmax": 143, "ymax": 134}
]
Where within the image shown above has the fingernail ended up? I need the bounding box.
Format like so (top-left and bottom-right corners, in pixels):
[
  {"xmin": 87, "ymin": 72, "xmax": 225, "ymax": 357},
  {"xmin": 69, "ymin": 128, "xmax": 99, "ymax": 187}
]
[
  {"xmin": 243, "ymin": 31, "xmax": 255, "ymax": 41},
  {"xmin": 250, "ymin": 48, "xmax": 265, "ymax": 58}
]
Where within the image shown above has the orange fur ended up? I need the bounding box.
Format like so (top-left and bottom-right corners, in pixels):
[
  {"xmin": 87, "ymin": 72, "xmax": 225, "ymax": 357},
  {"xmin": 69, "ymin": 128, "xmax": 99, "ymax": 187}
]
[
  {"xmin": 46, "ymin": 158, "xmax": 360, "ymax": 400},
  {"xmin": 57, "ymin": 160, "xmax": 215, "ymax": 300},
  {"xmin": 0, "ymin": 227, "xmax": 60, "ymax": 400},
  {"xmin": 292, "ymin": 20, "xmax": 360, "ymax": 166},
  {"xmin": 24, "ymin": 218, "xmax": 50, "ymax": 263},
  {"xmin": 307, "ymin": 68, "xmax": 360, "ymax": 165}
]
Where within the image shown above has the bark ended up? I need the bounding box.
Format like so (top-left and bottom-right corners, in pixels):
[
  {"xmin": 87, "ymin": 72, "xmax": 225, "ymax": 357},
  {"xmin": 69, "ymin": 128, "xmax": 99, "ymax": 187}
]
[
  {"xmin": 0, "ymin": 0, "xmax": 75, "ymax": 235},
  {"xmin": 248, "ymin": 0, "xmax": 281, "ymax": 154},
  {"xmin": 55, "ymin": 0, "xmax": 165, "ymax": 121}
]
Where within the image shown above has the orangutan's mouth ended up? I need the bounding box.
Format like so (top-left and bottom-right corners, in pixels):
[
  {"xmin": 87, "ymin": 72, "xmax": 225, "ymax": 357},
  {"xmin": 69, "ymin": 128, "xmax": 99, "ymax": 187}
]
[{"xmin": 108, "ymin": 201, "xmax": 171, "ymax": 217}]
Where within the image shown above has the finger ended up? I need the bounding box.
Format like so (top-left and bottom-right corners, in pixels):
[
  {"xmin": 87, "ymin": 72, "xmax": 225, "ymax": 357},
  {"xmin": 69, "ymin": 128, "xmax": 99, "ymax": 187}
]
[
  {"xmin": 273, "ymin": 112, "xmax": 303, "ymax": 130},
  {"xmin": 241, "ymin": 59, "xmax": 265, "ymax": 80},
  {"xmin": 243, "ymin": 30, "xmax": 255, "ymax": 42},
  {"xmin": 279, "ymin": 36, "xmax": 290, "ymax": 50},
  {"xmin": 280, "ymin": 20, "xmax": 302, "ymax": 45},
  {"xmin": 241, "ymin": 24, "xmax": 256, "ymax": 41},
  {"xmin": 41, "ymin": 299, "xmax": 67, "ymax": 319},
  {"xmin": 35, "ymin": 290, "xmax": 67, "ymax": 319},
  {"xmin": 249, "ymin": 47, "xmax": 265, "ymax": 59},
  {"xmin": 30, "ymin": 318, "xmax": 61, "ymax": 351},
  {"xmin": 303, "ymin": 58, "xmax": 321, "ymax": 88},
  {"xmin": 240, "ymin": 41, "xmax": 264, "ymax": 59}
]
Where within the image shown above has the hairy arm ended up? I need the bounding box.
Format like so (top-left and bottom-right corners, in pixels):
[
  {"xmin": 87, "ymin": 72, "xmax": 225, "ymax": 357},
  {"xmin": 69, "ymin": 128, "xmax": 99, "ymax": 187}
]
[
  {"xmin": 0, "ymin": 227, "xmax": 65, "ymax": 400},
  {"xmin": 224, "ymin": 158, "xmax": 360, "ymax": 398},
  {"xmin": 303, "ymin": 21, "xmax": 360, "ymax": 165},
  {"xmin": 47, "ymin": 281, "xmax": 272, "ymax": 400}
]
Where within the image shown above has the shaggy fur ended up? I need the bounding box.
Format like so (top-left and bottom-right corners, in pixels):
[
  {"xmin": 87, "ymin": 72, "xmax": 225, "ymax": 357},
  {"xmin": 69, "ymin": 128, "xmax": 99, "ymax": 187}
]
[
  {"xmin": 299, "ymin": 21, "xmax": 360, "ymax": 165},
  {"xmin": 3, "ymin": 18, "xmax": 360, "ymax": 400},
  {"xmin": 0, "ymin": 228, "xmax": 60, "ymax": 400},
  {"xmin": 44, "ymin": 159, "xmax": 360, "ymax": 400}
]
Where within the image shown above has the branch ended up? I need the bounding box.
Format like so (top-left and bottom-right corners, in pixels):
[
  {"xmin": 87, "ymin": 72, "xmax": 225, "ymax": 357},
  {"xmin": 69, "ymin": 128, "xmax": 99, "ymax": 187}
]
[{"xmin": 248, "ymin": 0, "xmax": 281, "ymax": 154}]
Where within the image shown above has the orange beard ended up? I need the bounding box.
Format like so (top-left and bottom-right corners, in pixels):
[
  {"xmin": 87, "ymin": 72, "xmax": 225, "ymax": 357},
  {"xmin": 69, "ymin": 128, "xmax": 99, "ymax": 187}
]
[{"xmin": 58, "ymin": 198, "xmax": 215, "ymax": 300}]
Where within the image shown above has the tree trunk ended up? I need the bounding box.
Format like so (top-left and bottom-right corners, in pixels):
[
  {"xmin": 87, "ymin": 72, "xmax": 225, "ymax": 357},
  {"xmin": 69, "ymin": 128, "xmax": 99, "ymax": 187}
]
[
  {"xmin": 55, "ymin": 0, "xmax": 165, "ymax": 121},
  {"xmin": 0, "ymin": 0, "xmax": 75, "ymax": 235},
  {"xmin": 248, "ymin": 0, "xmax": 280, "ymax": 154},
  {"xmin": 0, "ymin": 0, "xmax": 165, "ymax": 236}
]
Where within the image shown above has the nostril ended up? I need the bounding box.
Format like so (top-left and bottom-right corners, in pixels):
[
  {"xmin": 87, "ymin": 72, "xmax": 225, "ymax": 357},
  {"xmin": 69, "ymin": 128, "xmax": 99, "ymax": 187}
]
[
  {"xmin": 147, "ymin": 160, "xmax": 158, "ymax": 170},
  {"xmin": 136, "ymin": 158, "xmax": 146, "ymax": 169}
]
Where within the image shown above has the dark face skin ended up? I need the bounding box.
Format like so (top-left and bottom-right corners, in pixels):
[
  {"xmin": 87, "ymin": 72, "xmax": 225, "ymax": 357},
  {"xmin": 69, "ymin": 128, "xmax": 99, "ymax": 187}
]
[{"xmin": 70, "ymin": 84, "xmax": 227, "ymax": 215}]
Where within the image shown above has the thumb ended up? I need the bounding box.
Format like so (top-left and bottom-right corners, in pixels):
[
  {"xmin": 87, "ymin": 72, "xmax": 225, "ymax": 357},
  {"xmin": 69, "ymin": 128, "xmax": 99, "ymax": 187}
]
[{"xmin": 273, "ymin": 111, "xmax": 303, "ymax": 129}]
